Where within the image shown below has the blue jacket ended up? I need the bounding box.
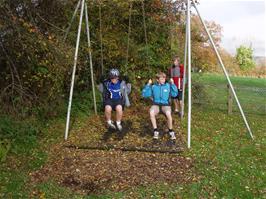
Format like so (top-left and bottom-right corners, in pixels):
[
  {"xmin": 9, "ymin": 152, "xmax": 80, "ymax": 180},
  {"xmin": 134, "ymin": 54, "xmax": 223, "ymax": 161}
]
[
  {"xmin": 142, "ymin": 82, "xmax": 178, "ymax": 105},
  {"xmin": 98, "ymin": 79, "xmax": 132, "ymax": 107},
  {"xmin": 105, "ymin": 80, "xmax": 122, "ymax": 100}
]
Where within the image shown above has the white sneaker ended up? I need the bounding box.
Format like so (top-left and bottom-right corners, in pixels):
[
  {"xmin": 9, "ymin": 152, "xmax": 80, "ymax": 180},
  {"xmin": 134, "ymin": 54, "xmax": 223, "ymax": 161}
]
[
  {"xmin": 116, "ymin": 122, "xmax": 123, "ymax": 131},
  {"xmin": 153, "ymin": 131, "xmax": 159, "ymax": 139},
  {"xmin": 107, "ymin": 121, "xmax": 116, "ymax": 129},
  {"xmin": 169, "ymin": 131, "xmax": 176, "ymax": 140}
]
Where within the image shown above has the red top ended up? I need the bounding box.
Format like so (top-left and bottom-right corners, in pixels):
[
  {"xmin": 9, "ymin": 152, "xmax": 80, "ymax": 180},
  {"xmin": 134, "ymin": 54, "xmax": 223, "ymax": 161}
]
[{"xmin": 168, "ymin": 64, "xmax": 184, "ymax": 90}]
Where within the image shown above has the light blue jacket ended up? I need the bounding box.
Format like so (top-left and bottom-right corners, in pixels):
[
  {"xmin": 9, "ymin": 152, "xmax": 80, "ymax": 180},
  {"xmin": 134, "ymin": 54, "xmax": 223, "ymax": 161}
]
[{"xmin": 142, "ymin": 82, "xmax": 178, "ymax": 105}]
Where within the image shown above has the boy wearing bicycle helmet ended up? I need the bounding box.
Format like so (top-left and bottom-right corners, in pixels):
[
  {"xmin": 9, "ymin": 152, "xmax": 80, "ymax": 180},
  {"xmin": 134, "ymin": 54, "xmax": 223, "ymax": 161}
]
[{"xmin": 98, "ymin": 68, "xmax": 131, "ymax": 131}]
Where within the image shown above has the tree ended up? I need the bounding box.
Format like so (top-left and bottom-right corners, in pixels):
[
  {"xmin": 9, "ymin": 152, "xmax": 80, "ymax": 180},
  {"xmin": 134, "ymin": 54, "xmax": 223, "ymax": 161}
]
[
  {"xmin": 0, "ymin": 0, "xmax": 231, "ymax": 116},
  {"xmin": 189, "ymin": 17, "xmax": 223, "ymax": 71},
  {"xmin": 236, "ymin": 45, "xmax": 255, "ymax": 71}
]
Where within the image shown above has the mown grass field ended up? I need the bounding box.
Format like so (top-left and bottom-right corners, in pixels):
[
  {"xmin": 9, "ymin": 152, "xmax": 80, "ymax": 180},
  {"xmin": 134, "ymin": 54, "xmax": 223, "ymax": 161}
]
[
  {"xmin": 196, "ymin": 73, "xmax": 266, "ymax": 88},
  {"xmin": 192, "ymin": 73, "xmax": 266, "ymax": 115},
  {"xmin": 0, "ymin": 73, "xmax": 265, "ymax": 198}
]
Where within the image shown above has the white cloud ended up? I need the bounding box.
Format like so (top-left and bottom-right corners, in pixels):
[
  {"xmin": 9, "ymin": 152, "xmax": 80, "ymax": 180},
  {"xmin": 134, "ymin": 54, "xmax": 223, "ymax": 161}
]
[{"xmin": 195, "ymin": 0, "xmax": 266, "ymax": 56}]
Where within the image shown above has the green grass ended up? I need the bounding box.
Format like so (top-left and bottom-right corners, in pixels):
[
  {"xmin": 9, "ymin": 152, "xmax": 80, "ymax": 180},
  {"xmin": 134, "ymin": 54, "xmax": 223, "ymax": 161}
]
[
  {"xmin": 0, "ymin": 90, "xmax": 99, "ymax": 198},
  {"xmin": 180, "ymin": 108, "xmax": 266, "ymax": 198},
  {"xmin": 195, "ymin": 73, "xmax": 266, "ymax": 88},
  {"xmin": 192, "ymin": 73, "xmax": 266, "ymax": 115},
  {"xmin": 0, "ymin": 171, "xmax": 29, "ymax": 198},
  {"xmin": 35, "ymin": 181, "xmax": 83, "ymax": 199}
]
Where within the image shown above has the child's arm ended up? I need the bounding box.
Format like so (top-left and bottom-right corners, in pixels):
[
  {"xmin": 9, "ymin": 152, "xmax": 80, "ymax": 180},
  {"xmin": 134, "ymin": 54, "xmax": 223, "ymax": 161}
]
[
  {"xmin": 97, "ymin": 75, "xmax": 106, "ymax": 93},
  {"xmin": 142, "ymin": 80, "xmax": 153, "ymax": 98},
  {"xmin": 180, "ymin": 65, "xmax": 186, "ymax": 89},
  {"xmin": 122, "ymin": 76, "xmax": 131, "ymax": 94},
  {"xmin": 170, "ymin": 80, "xmax": 178, "ymax": 97},
  {"xmin": 123, "ymin": 82, "xmax": 131, "ymax": 107},
  {"xmin": 98, "ymin": 83, "xmax": 104, "ymax": 93},
  {"xmin": 126, "ymin": 83, "xmax": 132, "ymax": 94},
  {"xmin": 180, "ymin": 64, "xmax": 184, "ymax": 78}
]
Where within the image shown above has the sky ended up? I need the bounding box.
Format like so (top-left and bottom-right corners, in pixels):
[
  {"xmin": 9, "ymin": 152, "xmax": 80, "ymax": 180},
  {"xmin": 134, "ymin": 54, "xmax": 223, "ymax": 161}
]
[{"xmin": 195, "ymin": 0, "xmax": 266, "ymax": 57}]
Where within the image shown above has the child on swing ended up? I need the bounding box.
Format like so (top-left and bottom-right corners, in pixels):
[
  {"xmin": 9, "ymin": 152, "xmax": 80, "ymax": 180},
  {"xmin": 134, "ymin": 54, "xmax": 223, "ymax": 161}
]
[
  {"xmin": 142, "ymin": 72, "xmax": 178, "ymax": 140},
  {"xmin": 98, "ymin": 68, "xmax": 131, "ymax": 131}
]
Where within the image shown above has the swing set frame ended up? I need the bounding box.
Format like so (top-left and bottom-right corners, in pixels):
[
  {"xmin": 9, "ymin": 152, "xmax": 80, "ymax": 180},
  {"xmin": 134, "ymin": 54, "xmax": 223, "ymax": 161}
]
[{"xmin": 64, "ymin": 0, "xmax": 254, "ymax": 150}]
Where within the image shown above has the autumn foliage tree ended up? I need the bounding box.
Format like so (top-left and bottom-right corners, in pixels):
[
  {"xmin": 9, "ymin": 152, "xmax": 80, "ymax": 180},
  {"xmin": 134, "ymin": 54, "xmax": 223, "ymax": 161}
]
[
  {"xmin": 236, "ymin": 45, "xmax": 255, "ymax": 71},
  {"xmin": 190, "ymin": 17, "xmax": 223, "ymax": 72},
  {"xmin": 0, "ymin": 0, "xmax": 229, "ymax": 116}
]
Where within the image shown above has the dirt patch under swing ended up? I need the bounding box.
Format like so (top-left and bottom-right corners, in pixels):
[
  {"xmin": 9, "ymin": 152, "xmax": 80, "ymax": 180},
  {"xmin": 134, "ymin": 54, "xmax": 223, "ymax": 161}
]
[{"xmin": 30, "ymin": 105, "xmax": 197, "ymax": 195}]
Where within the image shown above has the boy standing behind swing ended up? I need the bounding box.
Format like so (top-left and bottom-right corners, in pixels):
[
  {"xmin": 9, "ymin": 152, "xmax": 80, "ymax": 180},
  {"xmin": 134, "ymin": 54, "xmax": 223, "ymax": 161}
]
[
  {"xmin": 98, "ymin": 68, "xmax": 131, "ymax": 131},
  {"xmin": 142, "ymin": 72, "xmax": 178, "ymax": 140},
  {"xmin": 168, "ymin": 56, "xmax": 184, "ymax": 117}
]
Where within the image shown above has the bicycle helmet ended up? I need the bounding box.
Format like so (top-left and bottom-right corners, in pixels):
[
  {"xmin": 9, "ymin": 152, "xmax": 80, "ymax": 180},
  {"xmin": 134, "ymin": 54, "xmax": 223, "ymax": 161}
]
[{"xmin": 109, "ymin": 68, "xmax": 120, "ymax": 78}]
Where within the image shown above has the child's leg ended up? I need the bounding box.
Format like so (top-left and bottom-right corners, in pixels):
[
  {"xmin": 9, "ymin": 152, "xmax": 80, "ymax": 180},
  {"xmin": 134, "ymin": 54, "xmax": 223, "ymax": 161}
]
[
  {"xmin": 177, "ymin": 90, "xmax": 183, "ymax": 113},
  {"xmin": 115, "ymin": 105, "xmax": 123, "ymax": 131},
  {"xmin": 178, "ymin": 100, "xmax": 183, "ymax": 112},
  {"xmin": 105, "ymin": 105, "xmax": 112, "ymax": 121},
  {"xmin": 115, "ymin": 105, "xmax": 123, "ymax": 122},
  {"xmin": 162, "ymin": 106, "xmax": 173, "ymax": 129},
  {"xmin": 162, "ymin": 106, "xmax": 176, "ymax": 140},
  {"xmin": 105, "ymin": 105, "xmax": 116, "ymax": 129},
  {"xmin": 150, "ymin": 105, "xmax": 159, "ymax": 129},
  {"xmin": 173, "ymin": 99, "xmax": 179, "ymax": 111}
]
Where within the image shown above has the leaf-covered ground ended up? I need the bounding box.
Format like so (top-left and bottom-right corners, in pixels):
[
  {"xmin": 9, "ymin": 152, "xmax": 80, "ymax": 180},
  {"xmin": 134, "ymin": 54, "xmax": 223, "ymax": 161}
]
[
  {"xmin": 30, "ymin": 105, "xmax": 197, "ymax": 195},
  {"xmin": 66, "ymin": 105, "xmax": 185, "ymax": 150},
  {"xmin": 2, "ymin": 103, "xmax": 265, "ymax": 198}
]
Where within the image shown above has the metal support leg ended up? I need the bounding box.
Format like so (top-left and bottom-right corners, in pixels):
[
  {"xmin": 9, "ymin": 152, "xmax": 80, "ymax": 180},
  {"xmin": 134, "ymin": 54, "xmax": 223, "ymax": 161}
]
[
  {"xmin": 65, "ymin": 0, "xmax": 85, "ymax": 140},
  {"xmin": 192, "ymin": 0, "xmax": 254, "ymax": 139},
  {"xmin": 187, "ymin": 0, "xmax": 192, "ymax": 148},
  {"xmin": 85, "ymin": 2, "xmax": 97, "ymax": 115},
  {"xmin": 181, "ymin": 5, "xmax": 188, "ymax": 120}
]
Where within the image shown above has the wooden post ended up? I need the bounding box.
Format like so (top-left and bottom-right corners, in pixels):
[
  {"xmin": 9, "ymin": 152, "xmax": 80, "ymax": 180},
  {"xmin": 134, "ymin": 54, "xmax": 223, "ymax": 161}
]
[{"xmin": 227, "ymin": 84, "xmax": 233, "ymax": 114}]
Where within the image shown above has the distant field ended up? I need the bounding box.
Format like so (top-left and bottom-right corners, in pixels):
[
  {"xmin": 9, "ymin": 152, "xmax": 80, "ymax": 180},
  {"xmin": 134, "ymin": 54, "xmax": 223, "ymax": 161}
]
[
  {"xmin": 194, "ymin": 73, "xmax": 266, "ymax": 87},
  {"xmin": 191, "ymin": 73, "xmax": 266, "ymax": 115}
]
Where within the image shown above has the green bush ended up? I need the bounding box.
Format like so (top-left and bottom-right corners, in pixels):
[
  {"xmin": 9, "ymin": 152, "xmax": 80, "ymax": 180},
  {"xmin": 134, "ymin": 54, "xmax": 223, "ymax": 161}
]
[
  {"xmin": 236, "ymin": 45, "xmax": 255, "ymax": 70},
  {"xmin": 71, "ymin": 90, "xmax": 103, "ymax": 116},
  {"xmin": 191, "ymin": 73, "xmax": 211, "ymax": 106},
  {"xmin": 0, "ymin": 116, "xmax": 38, "ymax": 159}
]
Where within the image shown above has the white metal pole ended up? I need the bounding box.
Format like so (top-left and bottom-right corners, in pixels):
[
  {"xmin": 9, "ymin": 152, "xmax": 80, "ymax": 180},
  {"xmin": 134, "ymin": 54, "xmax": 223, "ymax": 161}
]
[
  {"xmin": 64, "ymin": 0, "xmax": 81, "ymax": 42},
  {"xmin": 65, "ymin": 0, "xmax": 85, "ymax": 140},
  {"xmin": 187, "ymin": 0, "xmax": 192, "ymax": 148},
  {"xmin": 192, "ymin": 1, "xmax": 254, "ymax": 139},
  {"xmin": 181, "ymin": 5, "xmax": 188, "ymax": 120},
  {"xmin": 85, "ymin": 2, "xmax": 98, "ymax": 115}
]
